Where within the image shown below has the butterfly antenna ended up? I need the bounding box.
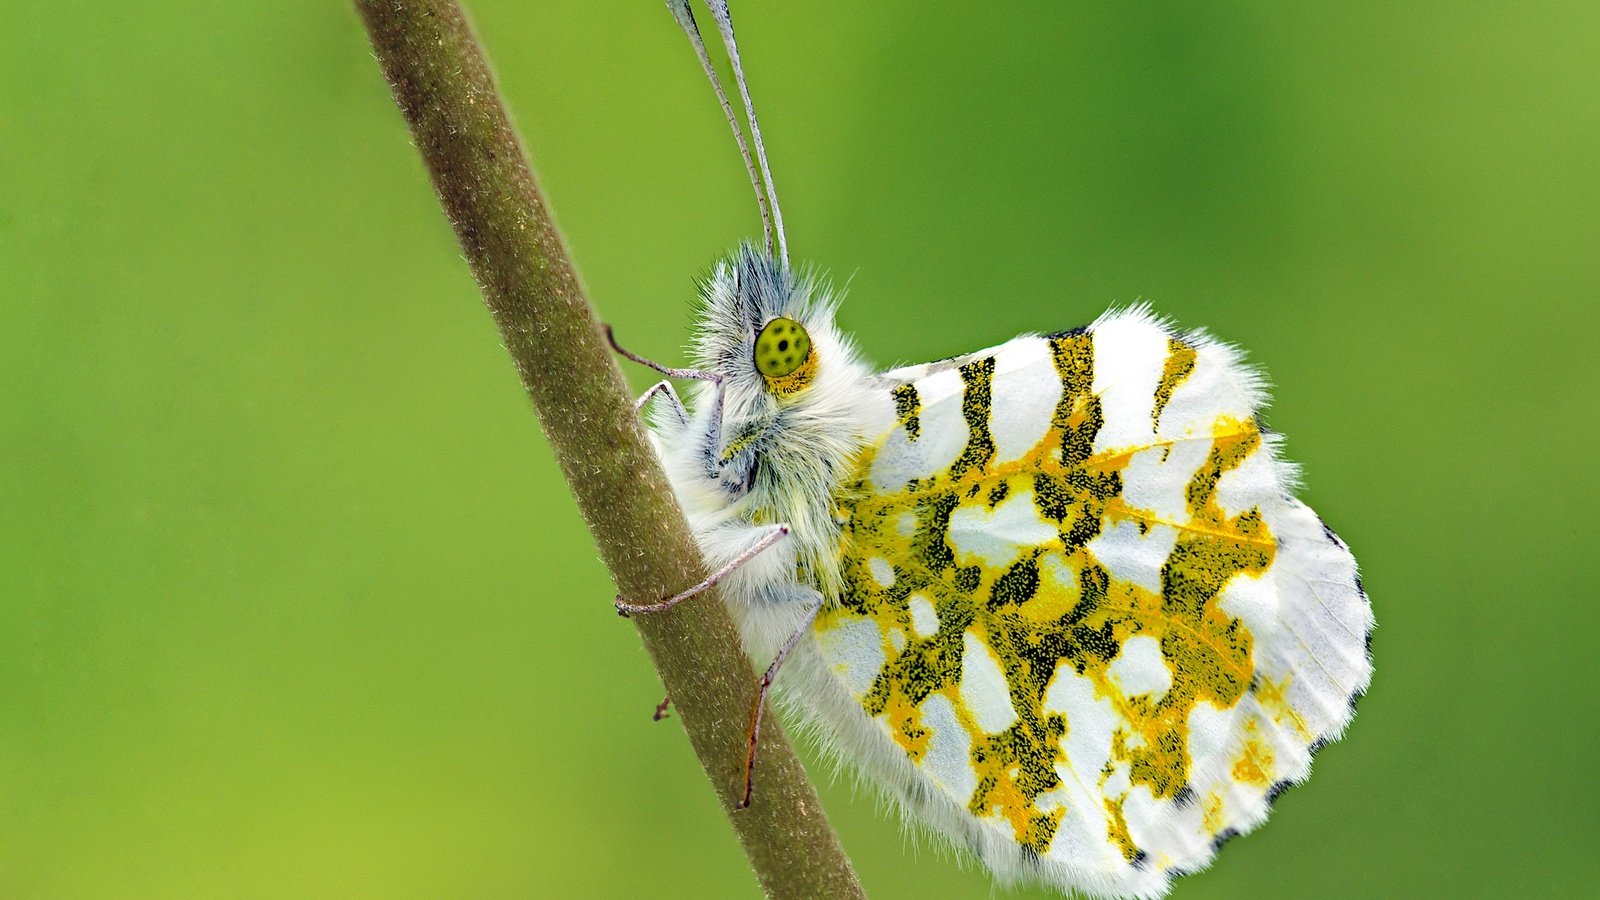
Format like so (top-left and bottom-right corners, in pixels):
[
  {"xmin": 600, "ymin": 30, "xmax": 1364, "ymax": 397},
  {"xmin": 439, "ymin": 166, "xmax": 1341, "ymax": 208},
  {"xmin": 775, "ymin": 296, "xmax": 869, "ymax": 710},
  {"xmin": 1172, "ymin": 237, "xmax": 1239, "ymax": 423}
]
[
  {"xmin": 703, "ymin": 0, "xmax": 788, "ymax": 268},
  {"xmin": 665, "ymin": 0, "xmax": 776, "ymax": 259}
]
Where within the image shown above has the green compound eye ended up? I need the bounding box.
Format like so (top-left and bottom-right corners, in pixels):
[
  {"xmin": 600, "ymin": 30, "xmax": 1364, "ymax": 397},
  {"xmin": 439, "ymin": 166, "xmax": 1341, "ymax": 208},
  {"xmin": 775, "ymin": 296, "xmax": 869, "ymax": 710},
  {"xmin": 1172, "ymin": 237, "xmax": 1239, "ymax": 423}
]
[{"xmin": 754, "ymin": 317, "xmax": 813, "ymax": 380}]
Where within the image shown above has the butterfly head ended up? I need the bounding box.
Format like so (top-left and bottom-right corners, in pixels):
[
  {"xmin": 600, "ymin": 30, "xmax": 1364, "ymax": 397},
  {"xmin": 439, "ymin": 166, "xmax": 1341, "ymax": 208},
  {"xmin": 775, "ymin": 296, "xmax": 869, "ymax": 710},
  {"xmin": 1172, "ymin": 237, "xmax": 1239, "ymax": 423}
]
[{"xmin": 693, "ymin": 243, "xmax": 844, "ymax": 406}]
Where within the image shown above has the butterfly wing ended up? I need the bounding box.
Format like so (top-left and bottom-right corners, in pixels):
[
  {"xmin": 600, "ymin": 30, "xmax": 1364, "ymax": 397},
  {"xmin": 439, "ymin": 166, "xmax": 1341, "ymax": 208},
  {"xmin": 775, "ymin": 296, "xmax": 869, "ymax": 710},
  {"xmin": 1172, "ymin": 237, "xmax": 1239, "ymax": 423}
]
[{"xmin": 810, "ymin": 307, "xmax": 1372, "ymax": 898}]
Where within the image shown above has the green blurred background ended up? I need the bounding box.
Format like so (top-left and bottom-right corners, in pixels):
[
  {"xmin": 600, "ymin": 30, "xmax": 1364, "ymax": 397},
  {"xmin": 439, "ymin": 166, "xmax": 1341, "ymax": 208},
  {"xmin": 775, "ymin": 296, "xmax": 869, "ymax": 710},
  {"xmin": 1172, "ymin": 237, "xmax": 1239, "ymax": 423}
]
[{"xmin": 4, "ymin": 2, "xmax": 1597, "ymax": 897}]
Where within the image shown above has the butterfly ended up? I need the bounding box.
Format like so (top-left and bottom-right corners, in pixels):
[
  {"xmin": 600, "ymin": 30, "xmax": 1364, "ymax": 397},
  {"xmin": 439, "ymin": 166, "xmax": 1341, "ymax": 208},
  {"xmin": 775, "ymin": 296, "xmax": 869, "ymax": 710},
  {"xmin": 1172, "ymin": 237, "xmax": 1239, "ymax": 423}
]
[{"xmin": 607, "ymin": 2, "xmax": 1374, "ymax": 897}]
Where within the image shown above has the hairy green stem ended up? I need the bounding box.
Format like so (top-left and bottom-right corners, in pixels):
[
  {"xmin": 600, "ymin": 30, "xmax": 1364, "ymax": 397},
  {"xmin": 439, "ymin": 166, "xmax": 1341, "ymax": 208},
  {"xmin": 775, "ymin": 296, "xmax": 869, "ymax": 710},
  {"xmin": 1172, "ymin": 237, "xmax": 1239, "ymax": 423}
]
[{"xmin": 351, "ymin": 2, "xmax": 864, "ymax": 897}]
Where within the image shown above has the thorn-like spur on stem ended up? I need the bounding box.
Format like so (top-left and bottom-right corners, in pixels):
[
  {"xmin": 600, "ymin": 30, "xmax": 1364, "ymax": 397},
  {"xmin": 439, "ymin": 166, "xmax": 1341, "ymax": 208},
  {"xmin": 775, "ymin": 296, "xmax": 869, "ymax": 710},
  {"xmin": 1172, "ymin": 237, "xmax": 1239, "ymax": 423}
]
[
  {"xmin": 738, "ymin": 595, "xmax": 823, "ymax": 809},
  {"xmin": 604, "ymin": 323, "xmax": 721, "ymax": 383},
  {"xmin": 616, "ymin": 524, "xmax": 790, "ymax": 616}
]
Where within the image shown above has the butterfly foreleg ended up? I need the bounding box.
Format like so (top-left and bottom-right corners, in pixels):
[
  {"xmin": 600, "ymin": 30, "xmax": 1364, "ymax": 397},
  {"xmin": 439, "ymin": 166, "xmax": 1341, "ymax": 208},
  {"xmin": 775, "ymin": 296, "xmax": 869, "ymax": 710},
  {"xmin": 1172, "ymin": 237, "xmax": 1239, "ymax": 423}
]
[
  {"xmin": 603, "ymin": 323, "xmax": 730, "ymax": 480},
  {"xmin": 736, "ymin": 587, "xmax": 823, "ymax": 810},
  {"xmin": 633, "ymin": 380, "xmax": 689, "ymax": 427},
  {"xmin": 613, "ymin": 522, "xmax": 791, "ymax": 617}
]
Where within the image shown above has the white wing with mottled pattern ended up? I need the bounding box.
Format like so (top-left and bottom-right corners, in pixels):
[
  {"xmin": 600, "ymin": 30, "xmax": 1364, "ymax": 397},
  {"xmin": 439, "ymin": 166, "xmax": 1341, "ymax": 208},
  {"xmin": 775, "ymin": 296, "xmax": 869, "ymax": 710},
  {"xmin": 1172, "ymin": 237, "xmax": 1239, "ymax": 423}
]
[{"xmin": 807, "ymin": 307, "xmax": 1372, "ymax": 899}]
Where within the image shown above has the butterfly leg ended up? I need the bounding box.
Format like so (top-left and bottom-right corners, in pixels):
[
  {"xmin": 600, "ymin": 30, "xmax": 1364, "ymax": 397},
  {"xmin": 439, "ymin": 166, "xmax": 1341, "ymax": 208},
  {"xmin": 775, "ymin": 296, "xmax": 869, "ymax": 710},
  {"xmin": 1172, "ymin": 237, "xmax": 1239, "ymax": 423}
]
[
  {"xmin": 653, "ymin": 694, "xmax": 673, "ymax": 721},
  {"xmin": 604, "ymin": 324, "xmax": 713, "ymax": 381},
  {"xmin": 634, "ymin": 380, "xmax": 689, "ymax": 427},
  {"xmin": 604, "ymin": 323, "xmax": 726, "ymax": 463},
  {"xmin": 737, "ymin": 589, "xmax": 823, "ymax": 810},
  {"xmin": 614, "ymin": 523, "xmax": 790, "ymax": 617}
]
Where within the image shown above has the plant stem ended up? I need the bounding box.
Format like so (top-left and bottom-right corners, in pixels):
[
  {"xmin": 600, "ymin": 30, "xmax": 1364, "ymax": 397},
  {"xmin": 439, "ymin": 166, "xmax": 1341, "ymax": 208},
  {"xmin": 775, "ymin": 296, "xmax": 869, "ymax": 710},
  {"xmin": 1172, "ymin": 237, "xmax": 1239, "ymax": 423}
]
[{"xmin": 352, "ymin": 2, "xmax": 864, "ymax": 898}]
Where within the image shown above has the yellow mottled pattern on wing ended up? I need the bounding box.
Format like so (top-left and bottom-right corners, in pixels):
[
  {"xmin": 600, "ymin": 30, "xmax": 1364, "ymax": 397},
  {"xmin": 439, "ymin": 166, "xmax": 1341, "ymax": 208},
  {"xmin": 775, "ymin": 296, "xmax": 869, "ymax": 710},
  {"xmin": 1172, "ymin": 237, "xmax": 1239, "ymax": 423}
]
[{"xmin": 816, "ymin": 331, "xmax": 1276, "ymax": 859}]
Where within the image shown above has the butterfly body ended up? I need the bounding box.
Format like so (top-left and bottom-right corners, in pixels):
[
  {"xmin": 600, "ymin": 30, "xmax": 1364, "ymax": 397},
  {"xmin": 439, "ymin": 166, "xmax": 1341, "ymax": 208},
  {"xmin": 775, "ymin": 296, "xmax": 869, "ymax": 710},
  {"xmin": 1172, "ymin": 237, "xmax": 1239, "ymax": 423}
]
[
  {"xmin": 649, "ymin": 249, "xmax": 886, "ymax": 660},
  {"xmin": 635, "ymin": 5, "xmax": 1371, "ymax": 895},
  {"xmin": 644, "ymin": 246, "xmax": 1371, "ymax": 899}
]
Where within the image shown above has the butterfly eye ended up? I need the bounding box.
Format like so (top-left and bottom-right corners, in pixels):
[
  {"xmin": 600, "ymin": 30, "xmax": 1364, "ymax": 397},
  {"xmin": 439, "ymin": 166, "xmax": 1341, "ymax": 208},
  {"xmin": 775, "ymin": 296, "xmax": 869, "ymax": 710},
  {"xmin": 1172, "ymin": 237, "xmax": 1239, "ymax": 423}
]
[{"xmin": 754, "ymin": 317, "xmax": 814, "ymax": 387}]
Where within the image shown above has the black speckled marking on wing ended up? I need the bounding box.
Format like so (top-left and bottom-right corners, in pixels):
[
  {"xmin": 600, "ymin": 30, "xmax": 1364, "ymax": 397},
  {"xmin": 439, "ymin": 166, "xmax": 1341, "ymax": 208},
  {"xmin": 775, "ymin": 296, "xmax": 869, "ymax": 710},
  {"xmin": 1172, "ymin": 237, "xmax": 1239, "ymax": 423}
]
[
  {"xmin": 1152, "ymin": 338, "xmax": 1198, "ymax": 429},
  {"xmin": 949, "ymin": 357, "xmax": 996, "ymax": 479},
  {"xmin": 893, "ymin": 382, "xmax": 922, "ymax": 442}
]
